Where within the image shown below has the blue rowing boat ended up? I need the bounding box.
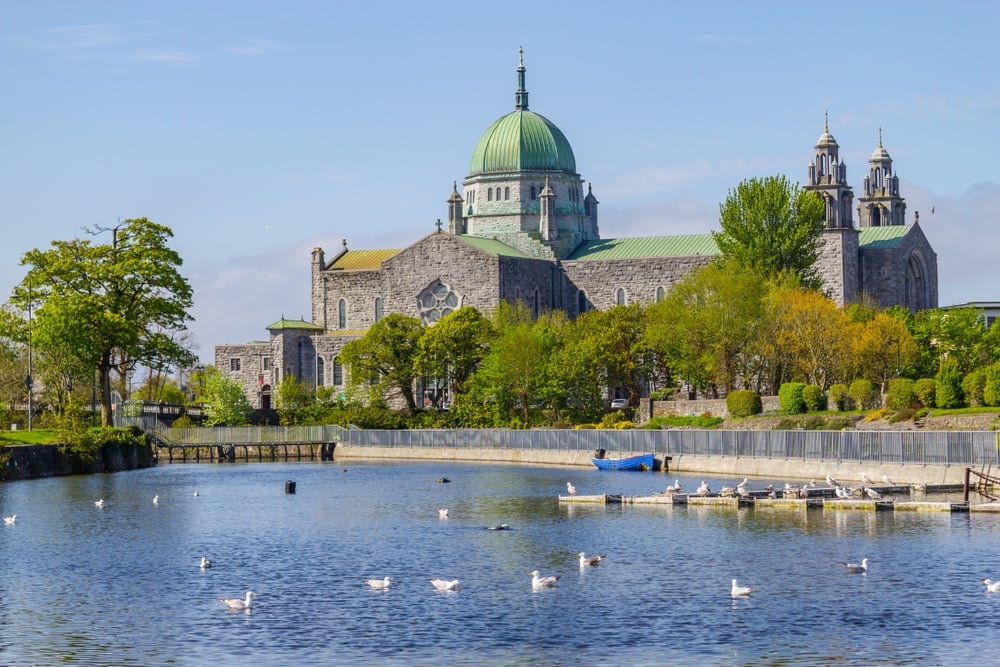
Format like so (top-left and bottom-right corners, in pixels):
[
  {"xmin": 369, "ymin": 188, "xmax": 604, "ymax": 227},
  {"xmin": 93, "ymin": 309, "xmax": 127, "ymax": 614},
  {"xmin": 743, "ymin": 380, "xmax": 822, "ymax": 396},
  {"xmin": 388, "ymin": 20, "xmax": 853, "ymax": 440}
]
[{"xmin": 592, "ymin": 452, "xmax": 654, "ymax": 471}]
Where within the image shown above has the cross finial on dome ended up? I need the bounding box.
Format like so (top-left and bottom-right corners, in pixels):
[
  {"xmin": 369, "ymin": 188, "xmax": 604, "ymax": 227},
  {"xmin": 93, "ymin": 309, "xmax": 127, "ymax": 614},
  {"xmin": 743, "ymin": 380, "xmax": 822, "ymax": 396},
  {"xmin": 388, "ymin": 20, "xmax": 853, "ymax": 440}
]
[
  {"xmin": 515, "ymin": 47, "xmax": 529, "ymax": 110},
  {"xmin": 824, "ymin": 110, "xmax": 829, "ymax": 133},
  {"xmin": 878, "ymin": 126, "xmax": 883, "ymax": 148}
]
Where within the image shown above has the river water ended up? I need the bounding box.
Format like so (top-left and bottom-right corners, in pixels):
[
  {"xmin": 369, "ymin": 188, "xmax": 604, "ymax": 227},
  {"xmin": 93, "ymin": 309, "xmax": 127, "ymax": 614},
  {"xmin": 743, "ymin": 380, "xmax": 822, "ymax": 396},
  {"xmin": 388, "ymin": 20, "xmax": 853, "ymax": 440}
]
[{"xmin": 2, "ymin": 461, "xmax": 999, "ymax": 666}]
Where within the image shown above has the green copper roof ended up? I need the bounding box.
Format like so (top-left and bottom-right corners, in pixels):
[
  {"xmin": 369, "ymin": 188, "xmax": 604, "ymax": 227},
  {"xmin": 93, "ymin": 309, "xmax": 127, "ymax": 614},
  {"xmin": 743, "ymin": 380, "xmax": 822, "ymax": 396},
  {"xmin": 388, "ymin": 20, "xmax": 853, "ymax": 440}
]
[
  {"xmin": 568, "ymin": 234, "xmax": 720, "ymax": 261},
  {"xmin": 469, "ymin": 110, "xmax": 576, "ymax": 177},
  {"xmin": 859, "ymin": 225, "xmax": 911, "ymax": 248},
  {"xmin": 468, "ymin": 52, "xmax": 575, "ymax": 177},
  {"xmin": 457, "ymin": 235, "xmax": 533, "ymax": 258},
  {"xmin": 266, "ymin": 317, "xmax": 324, "ymax": 331}
]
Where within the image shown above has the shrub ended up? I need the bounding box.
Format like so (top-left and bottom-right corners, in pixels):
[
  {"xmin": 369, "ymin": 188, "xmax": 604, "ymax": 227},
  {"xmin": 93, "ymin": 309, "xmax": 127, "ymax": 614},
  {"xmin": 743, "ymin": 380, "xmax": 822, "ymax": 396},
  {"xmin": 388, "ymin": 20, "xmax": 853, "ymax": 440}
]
[
  {"xmin": 888, "ymin": 407, "xmax": 917, "ymax": 423},
  {"xmin": 828, "ymin": 384, "xmax": 851, "ymax": 411},
  {"xmin": 935, "ymin": 358, "xmax": 965, "ymax": 409},
  {"xmin": 983, "ymin": 362, "xmax": 1000, "ymax": 407},
  {"xmin": 914, "ymin": 378, "xmax": 936, "ymax": 408},
  {"xmin": 886, "ymin": 378, "xmax": 917, "ymax": 410},
  {"xmin": 802, "ymin": 384, "xmax": 827, "ymax": 412},
  {"xmin": 644, "ymin": 415, "xmax": 723, "ymax": 429},
  {"xmin": 963, "ymin": 369, "xmax": 987, "ymax": 407},
  {"xmin": 848, "ymin": 379, "xmax": 878, "ymax": 410},
  {"xmin": 648, "ymin": 388, "xmax": 676, "ymax": 401},
  {"xmin": 171, "ymin": 414, "xmax": 195, "ymax": 429},
  {"xmin": 726, "ymin": 390, "xmax": 762, "ymax": 418},
  {"xmin": 778, "ymin": 382, "xmax": 807, "ymax": 415}
]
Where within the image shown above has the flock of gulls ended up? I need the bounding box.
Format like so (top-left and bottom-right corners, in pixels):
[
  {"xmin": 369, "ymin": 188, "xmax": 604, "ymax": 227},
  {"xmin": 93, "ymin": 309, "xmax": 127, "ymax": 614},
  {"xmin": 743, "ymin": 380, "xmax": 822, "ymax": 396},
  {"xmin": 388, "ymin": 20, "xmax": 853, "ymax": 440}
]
[{"xmin": 655, "ymin": 473, "xmax": 900, "ymax": 501}]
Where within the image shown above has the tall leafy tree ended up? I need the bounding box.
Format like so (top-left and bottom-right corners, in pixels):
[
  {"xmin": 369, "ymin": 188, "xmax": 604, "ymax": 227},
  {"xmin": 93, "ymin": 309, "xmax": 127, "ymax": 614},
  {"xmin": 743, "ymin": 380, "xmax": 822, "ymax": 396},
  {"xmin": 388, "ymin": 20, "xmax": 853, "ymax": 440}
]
[
  {"xmin": 414, "ymin": 306, "xmax": 495, "ymax": 397},
  {"xmin": 766, "ymin": 287, "xmax": 855, "ymax": 389},
  {"xmin": 200, "ymin": 366, "xmax": 252, "ymax": 426},
  {"xmin": 8, "ymin": 218, "xmax": 195, "ymax": 426},
  {"xmin": 339, "ymin": 313, "xmax": 424, "ymax": 414},
  {"xmin": 713, "ymin": 175, "xmax": 826, "ymax": 289}
]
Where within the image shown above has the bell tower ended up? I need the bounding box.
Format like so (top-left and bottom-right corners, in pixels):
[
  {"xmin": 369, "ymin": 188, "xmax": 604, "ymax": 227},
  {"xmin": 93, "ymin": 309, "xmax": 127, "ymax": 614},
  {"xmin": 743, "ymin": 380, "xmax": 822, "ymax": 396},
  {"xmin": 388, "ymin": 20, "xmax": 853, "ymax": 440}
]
[
  {"xmin": 858, "ymin": 128, "xmax": 906, "ymax": 227},
  {"xmin": 805, "ymin": 112, "xmax": 854, "ymax": 229}
]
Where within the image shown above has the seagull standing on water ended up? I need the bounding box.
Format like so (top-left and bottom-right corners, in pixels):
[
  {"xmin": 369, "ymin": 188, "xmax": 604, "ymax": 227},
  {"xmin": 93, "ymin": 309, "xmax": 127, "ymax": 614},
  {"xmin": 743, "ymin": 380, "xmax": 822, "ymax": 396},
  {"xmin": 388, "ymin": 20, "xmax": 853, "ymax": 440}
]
[
  {"xmin": 841, "ymin": 558, "xmax": 869, "ymax": 574},
  {"xmin": 579, "ymin": 552, "xmax": 606, "ymax": 567},
  {"xmin": 566, "ymin": 482, "xmax": 577, "ymax": 496},
  {"xmin": 430, "ymin": 578, "xmax": 461, "ymax": 591},
  {"xmin": 731, "ymin": 579, "xmax": 754, "ymax": 597},
  {"xmin": 982, "ymin": 579, "xmax": 1000, "ymax": 593},
  {"xmin": 364, "ymin": 576, "xmax": 393, "ymax": 590},
  {"xmin": 531, "ymin": 570, "xmax": 560, "ymax": 590},
  {"xmin": 219, "ymin": 591, "xmax": 256, "ymax": 610},
  {"xmin": 153, "ymin": 495, "xmax": 159, "ymax": 505},
  {"xmin": 3, "ymin": 515, "xmax": 15, "ymax": 525},
  {"xmin": 200, "ymin": 557, "xmax": 213, "ymax": 569}
]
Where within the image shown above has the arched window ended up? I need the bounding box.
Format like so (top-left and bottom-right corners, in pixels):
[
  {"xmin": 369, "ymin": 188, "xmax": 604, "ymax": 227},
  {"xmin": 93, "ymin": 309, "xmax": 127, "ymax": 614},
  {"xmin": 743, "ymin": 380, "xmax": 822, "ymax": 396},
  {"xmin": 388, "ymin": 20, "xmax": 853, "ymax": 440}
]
[
  {"xmin": 374, "ymin": 297, "xmax": 383, "ymax": 322},
  {"xmin": 316, "ymin": 357, "xmax": 325, "ymax": 387},
  {"xmin": 488, "ymin": 188, "xmax": 493, "ymax": 201},
  {"xmin": 495, "ymin": 187, "xmax": 501, "ymax": 201},
  {"xmin": 338, "ymin": 298, "xmax": 347, "ymax": 329},
  {"xmin": 533, "ymin": 289, "xmax": 539, "ymax": 316},
  {"xmin": 656, "ymin": 286, "xmax": 665, "ymax": 302},
  {"xmin": 333, "ymin": 357, "xmax": 343, "ymax": 386},
  {"xmin": 578, "ymin": 290, "xmax": 587, "ymax": 314},
  {"xmin": 616, "ymin": 288, "xmax": 626, "ymax": 306},
  {"xmin": 504, "ymin": 186, "xmax": 510, "ymax": 200}
]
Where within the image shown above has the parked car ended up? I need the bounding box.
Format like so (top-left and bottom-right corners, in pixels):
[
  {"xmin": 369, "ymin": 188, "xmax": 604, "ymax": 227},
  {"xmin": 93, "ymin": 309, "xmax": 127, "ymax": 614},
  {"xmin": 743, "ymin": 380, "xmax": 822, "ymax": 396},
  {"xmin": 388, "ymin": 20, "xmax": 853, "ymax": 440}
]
[{"xmin": 609, "ymin": 398, "xmax": 628, "ymax": 409}]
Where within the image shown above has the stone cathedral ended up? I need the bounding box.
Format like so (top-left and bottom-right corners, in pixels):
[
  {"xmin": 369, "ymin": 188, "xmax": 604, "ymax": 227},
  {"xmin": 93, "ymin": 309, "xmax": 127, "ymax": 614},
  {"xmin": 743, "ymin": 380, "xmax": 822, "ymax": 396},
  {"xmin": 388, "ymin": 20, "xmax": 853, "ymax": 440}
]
[{"xmin": 217, "ymin": 52, "xmax": 938, "ymax": 409}]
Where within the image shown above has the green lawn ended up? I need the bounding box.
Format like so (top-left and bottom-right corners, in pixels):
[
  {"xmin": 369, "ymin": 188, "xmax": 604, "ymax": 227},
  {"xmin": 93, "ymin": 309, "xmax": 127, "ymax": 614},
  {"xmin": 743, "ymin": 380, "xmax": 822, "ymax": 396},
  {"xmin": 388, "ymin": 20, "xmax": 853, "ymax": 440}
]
[{"xmin": 0, "ymin": 429, "xmax": 58, "ymax": 445}]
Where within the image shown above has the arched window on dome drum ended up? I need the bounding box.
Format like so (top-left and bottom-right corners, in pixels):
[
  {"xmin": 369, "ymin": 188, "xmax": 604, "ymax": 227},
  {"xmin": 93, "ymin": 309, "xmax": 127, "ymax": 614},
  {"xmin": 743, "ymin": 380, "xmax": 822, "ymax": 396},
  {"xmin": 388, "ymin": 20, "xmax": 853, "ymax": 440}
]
[
  {"xmin": 488, "ymin": 188, "xmax": 493, "ymax": 202},
  {"xmin": 616, "ymin": 288, "xmax": 626, "ymax": 306},
  {"xmin": 578, "ymin": 290, "xmax": 587, "ymax": 314},
  {"xmin": 333, "ymin": 357, "xmax": 343, "ymax": 386},
  {"xmin": 504, "ymin": 187, "xmax": 509, "ymax": 200},
  {"xmin": 656, "ymin": 286, "xmax": 665, "ymax": 302},
  {"xmin": 338, "ymin": 299, "xmax": 346, "ymax": 329},
  {"xmin": 374, "ymin": 297, "xmax": 383, "ymax": 323},
  {"xmin": 316, "ymin": 357, "xmax": 325, "ymax": 387}
]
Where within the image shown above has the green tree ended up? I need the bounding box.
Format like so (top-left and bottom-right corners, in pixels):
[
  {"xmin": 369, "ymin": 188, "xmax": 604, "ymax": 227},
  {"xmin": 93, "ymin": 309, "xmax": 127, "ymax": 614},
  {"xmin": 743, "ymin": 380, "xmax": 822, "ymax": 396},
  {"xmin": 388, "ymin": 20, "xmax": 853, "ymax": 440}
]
[
  {"xmin": 911, "ymin": 307, "xmax": 992, "ymax": 377},
  {"xmin": 200, "ymin": 366, "xmax": 252, "ymax": 426},
  {"xmin": 414, "ymin": 306, "xmax": 494, "ymax": 397},
  {"xmin": 274, "ymin": 374, "xmax": 314, "ymax": 425},
  {"xmin": 8, "ymin": 218, "xmax": 196, "ymax": 426},
  {"xmin": 339, "ymin": 313, "xmax": 424, "ymax": 414},
  {"xmin": 713, "ymin": 175, "xmax": 826, "ymax": 289}
]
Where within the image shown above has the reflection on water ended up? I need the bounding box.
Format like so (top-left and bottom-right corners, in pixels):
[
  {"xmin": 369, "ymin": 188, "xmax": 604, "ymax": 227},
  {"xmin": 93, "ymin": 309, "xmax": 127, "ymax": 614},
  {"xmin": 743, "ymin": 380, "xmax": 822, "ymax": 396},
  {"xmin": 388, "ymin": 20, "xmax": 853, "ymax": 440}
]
[{"xmin": 1, "ymin": 462, "xmax": 1000, "ymax": 666}]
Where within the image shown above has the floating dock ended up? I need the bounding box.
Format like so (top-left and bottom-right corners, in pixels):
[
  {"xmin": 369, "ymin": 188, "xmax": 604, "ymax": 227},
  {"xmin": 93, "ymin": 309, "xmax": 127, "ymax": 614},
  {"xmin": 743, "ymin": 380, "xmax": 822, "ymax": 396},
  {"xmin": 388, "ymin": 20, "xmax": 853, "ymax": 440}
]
[{"xmin": 559, "ymin": 486, "xmax": 1000, "ymax": 513}]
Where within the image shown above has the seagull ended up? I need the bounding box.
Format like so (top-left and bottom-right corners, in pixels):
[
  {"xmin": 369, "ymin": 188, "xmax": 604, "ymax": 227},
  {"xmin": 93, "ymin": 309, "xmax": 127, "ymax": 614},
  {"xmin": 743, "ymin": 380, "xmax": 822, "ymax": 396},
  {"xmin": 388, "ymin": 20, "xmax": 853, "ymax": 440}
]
[
  {"xmin": 153, "ymin": 495, "xmax": 159, "ymax": 505},
  {"xmin": 438, "ymin": 508, "xmax": 449, "ymax": 519},
  {"xmin": 430, "ymin": 578, "xmax": 461, "ymax": 591},
  {"xmin": 826, "ymin": 474, "xmax": 839, "ymax": 488},
  {"xmin": 736, "ymin": 486, "xmax": 750, "ymax": 499},
  {"xmin": 719, "ymin": 486, "xmax": 734, "ymax": 497},
  {"xmin": 696, "ymin": 481, "xmax": 710, "ymax": 496},
  {"xmin": 94, "ymin": 499, "xmax": 105, "ymax": 508},
  {"xmin": 664, "ymin": 480, "xmax": 682, "ymax": 494},
  {"xmin": 566, "ymin": 482, "xmax": 577, "ymax": 496},
  {"xmin": 200, "ymin": 557, "xmax": 213, "ymax": 569},
  {"xmin": 865, "ymin": 487, "xmax": 883, "ymax": 500},
  {"xmin": 835, "ymin": 486, "xmax": 852, "ymax": 499},
  {"xmin": 736, "ymin": 477, "xmax": 749, "ymax": 489},
  {"xmin": 731, "ymin": 579, "xmax": 754, "ymax": 597},
  {"xmin": 579, "ymin": 552, "xmax": 606, "ymax": 567},
  {"xmin": 798, "ymin": 485, "xmax": 810, "ymax": 498},
  {"xmin": 193, "ymin": 490, "xmax": 200, "ymax": 497},
  {"xmin": 219, "ymin": 591, "xmax": 256, "ymax": 610},
  {"xmin": 364, "ymin": 576, "xmax": 393, "ymax": 590},
  {"xmin": 982, "ymin": 579, "xmax": 1000, "ymax": 593},
  {"xmin": 531, "ymin": 570, "xmax": 560, "ymax": 589},
  {"xmin": 861, "ymin": 474, "xmax": 875, "ymax": 485},
  {"xmin": 3, "ymin": 515, "xmax": 15, "ymax": 525},
  {"xmin": 436, "ymin": 477, "xmax": 451, "ymax": 484},
  {"xmin": 883, "ymin": 475, "xmax": 896, "ymax": 486},
  {"xmin": 486, "ymin": 524, "xmax": 510, "ymax": 531},
  {"xmin": 841, "ymin": 558, "xmax": 869, "ymax": 574},
  {"xmin": 808, "ymin": 479, "xmax": 817, "ymax": 487}
]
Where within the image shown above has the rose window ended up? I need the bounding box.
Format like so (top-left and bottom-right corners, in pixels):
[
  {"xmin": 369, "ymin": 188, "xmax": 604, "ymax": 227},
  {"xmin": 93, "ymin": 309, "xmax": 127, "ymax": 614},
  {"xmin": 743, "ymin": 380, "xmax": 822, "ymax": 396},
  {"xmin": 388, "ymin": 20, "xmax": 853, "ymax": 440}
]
[{"xmin": 417, "ymin": 279, "xmax": 462, "ymax": 325}]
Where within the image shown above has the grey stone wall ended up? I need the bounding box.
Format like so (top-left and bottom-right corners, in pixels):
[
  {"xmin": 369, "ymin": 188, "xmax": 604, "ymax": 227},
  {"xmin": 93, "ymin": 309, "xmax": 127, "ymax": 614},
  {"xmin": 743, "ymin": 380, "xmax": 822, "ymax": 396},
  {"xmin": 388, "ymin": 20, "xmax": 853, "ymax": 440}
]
[
  {"xmin": 562, "ymin": 256, "xmax": 714, "ymax": 315},
  {"xmin": 317, "ymin": 269, "xmax": 383, "ymax": 331},
  {"xmin": 215, "ymin": 342, "xmax": 272, "ymax": 409},
  {"xmin": 859, "ymin": 225, "xmax": 938, "ymax": 311},
  {"xmin": 816, "ymin": 229, "xmax": 860, "ymax": 306}
]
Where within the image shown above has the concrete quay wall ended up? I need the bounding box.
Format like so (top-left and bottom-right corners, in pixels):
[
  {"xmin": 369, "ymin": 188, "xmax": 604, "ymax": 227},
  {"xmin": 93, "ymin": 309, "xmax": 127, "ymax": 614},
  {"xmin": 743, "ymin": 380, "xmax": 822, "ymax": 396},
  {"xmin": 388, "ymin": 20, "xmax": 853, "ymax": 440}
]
[{"xmin": 332, "ymin": 445, "xmax": 966, "ymax": 485}]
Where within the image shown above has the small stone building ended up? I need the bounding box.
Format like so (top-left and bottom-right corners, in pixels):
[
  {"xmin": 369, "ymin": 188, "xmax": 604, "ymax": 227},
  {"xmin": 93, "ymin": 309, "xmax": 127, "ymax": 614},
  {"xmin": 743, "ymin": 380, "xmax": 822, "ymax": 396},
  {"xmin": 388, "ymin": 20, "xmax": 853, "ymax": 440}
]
[{"xmin": 216, "ymin": 51, "xmax": 938, "ymax": 408}]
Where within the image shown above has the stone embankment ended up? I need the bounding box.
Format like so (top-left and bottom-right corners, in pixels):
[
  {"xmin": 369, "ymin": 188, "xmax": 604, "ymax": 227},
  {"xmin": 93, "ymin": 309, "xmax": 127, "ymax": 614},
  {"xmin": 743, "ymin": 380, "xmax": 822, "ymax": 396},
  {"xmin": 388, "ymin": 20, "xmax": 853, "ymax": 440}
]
[{"xmin": 2, "ymin": 442, "xmax": 155, "ymax": 481}]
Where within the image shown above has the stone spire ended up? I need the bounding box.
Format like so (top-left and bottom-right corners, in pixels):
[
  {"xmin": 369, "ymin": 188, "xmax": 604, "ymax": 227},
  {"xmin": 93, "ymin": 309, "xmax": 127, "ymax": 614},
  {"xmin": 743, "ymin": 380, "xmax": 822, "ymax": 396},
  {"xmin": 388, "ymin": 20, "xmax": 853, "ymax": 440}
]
[
  {"xmin": 515, "ymin": 46, "xmax": 529, "ymax": 110},
  {"xmin": 446, "ymin": 181, "xmax": 465, "ymax": 234}
]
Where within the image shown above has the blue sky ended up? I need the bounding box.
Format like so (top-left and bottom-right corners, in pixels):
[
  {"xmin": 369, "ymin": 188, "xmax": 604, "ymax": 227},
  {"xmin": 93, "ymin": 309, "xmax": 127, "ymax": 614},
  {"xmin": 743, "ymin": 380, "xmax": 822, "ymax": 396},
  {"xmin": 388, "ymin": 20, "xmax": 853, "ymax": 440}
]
[{"xmin": 2, "ymin": 1, "xmax": 999, "ymax": 365}]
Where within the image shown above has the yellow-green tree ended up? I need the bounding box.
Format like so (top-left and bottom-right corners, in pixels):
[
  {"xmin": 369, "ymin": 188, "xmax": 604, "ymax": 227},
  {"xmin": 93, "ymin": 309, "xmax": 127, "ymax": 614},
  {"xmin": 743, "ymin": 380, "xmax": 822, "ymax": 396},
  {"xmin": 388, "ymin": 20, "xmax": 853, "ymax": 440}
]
[
  {"xmin": 767, "ymin": 287, "xmax": 855, "ymax": 389},
  {"xmin": 852, "ymin": 312, "xmax": 918, "ymax": 392}
]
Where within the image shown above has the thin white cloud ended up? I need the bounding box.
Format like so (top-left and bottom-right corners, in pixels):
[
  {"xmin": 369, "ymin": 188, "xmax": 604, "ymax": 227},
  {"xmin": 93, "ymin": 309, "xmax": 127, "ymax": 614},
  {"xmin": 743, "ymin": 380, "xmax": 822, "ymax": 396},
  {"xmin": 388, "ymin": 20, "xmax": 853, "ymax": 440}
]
[
  {"xmin": 17, "ymin": 23, "xmax": 129, "ymax": 51},
  {"xmin": 225, "ymin": 38, "xmax": 286, "ymax": 56},
  {"xmin": 131, "ymin": 49, "xmax": 200, "ymax": 66}
]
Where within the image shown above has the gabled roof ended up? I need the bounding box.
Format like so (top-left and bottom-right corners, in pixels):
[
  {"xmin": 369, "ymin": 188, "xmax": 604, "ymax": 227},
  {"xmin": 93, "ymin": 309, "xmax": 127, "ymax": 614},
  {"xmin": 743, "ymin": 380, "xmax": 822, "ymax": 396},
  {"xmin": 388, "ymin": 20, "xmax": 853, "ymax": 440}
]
[
  {"xmin": 567, "ymin": 234, "xmax": 720, "ymax": 261},
  {"xmin": 858, "ymin": 225, "xmax": 912, "ymax": 249},
  {"xmin": 328, "ymin": 249, "xmax": 402, "ymax": 271},
  {"xmin": 456, "ymin": 235, "xmax": 534, "ymax": 258},
  {"xmin": 266, "ymin": 318, "xmax": 324, "ymax": 331}
]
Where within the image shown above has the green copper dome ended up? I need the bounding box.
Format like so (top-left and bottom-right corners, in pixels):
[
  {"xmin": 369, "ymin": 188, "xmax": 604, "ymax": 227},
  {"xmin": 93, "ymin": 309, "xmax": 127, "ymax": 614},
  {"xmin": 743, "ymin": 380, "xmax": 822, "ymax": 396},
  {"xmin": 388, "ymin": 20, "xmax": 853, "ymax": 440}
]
[{"xmin": 468, "ymin": 50, "xmax": 577, "ymax": 177}]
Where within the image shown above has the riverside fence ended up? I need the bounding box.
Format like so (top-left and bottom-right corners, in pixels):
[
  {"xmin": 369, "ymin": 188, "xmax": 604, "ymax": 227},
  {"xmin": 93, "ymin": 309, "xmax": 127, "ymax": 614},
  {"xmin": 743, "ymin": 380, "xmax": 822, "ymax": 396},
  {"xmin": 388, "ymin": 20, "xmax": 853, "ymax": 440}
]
[{"xmin": 149, "ymin": 425, "xmax": 1000, "ymax": 468}]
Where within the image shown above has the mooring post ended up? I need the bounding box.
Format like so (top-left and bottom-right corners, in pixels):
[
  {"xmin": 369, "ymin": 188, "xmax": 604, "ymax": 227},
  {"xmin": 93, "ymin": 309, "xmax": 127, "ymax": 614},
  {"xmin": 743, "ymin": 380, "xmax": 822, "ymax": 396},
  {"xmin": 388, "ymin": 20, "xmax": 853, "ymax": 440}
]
[{"xmin": 964, "ymin": 467, "xmax": 970, "ymax": 503}]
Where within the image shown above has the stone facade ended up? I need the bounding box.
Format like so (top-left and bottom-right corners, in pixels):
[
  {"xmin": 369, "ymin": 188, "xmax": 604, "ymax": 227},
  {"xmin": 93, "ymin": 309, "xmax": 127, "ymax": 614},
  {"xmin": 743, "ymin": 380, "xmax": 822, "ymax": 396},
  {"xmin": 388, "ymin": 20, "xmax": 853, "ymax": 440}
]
[{"xmin": 215, "ymin": 53, "xmax": 939, "ymax": 407}]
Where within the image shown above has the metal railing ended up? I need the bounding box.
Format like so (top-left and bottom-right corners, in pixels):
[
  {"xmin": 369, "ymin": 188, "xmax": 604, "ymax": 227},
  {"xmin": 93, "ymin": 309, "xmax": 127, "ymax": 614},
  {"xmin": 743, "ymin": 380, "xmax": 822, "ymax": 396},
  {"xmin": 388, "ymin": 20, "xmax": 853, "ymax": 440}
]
[{"xmin": 149, "ymin": 425, "xmax": 1000, "ymax": 467}]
